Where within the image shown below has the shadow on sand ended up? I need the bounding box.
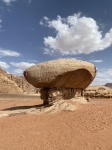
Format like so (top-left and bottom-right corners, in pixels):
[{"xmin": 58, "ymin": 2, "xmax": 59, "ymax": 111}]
[
  {"xmin": 2, "ymin": 103, "xmax": 53, "ymax": 111},
  {"xmin": 2, "ymin": 104, "xmax": 44, "ymax": 111}
]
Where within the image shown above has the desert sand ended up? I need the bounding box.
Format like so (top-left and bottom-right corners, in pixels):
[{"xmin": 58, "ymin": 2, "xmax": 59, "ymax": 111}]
[{"xmin": 0, "ymin": 94, "xmax": 112, "ymax": 150}]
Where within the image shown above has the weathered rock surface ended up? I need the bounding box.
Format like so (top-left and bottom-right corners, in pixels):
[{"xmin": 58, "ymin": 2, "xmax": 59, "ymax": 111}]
[
  {"xmin": 85, "ymin": 86, "xmax": 112, "ymax": 98},
  {"xmin": 24, "ymin": 58, "xmax": 96, "ymax": 89},
  {"xmin": 40, "ymin": 88, "xmax": 85, "ymax": 105},
  {"xmin": 0, "ymin": 68, "xmax": 37, "ymax": 94},
  {"xmin": 24, "ymin": 59, "xmax": 96, "ymax": 105}
]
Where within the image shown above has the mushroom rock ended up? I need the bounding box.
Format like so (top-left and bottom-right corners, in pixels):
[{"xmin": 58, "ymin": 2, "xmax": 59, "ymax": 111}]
[{"xmin": 24, "ymin": 58, "xmax": 96, "ymax": 105}]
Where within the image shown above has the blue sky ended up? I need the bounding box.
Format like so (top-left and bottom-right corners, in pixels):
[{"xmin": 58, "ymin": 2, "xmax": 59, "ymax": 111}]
[{"xmin": 0, "ymin": 0, "xmax": 112, "ymax": 85}]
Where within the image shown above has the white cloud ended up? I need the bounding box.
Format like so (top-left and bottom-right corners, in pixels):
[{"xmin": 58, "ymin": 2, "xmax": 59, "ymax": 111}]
[
  {"xmin": 28, "ymin": 0, "xmax": 32, "ymax": 5},
  {"xmin": 41, "ymin": 13, "xmax": 112, "ymax": 56},
  {"xmin": 12, "ymin": 69, "xmax": 24, "ymax": 74},
  {"xmin": 10, "ymin": 62, "xmax": 35, "ymax": 74},
  {"xmin": 92, "ymin": 68, "xmax": 112, "ymax": 86},
  {"xmin": 0, "ymin": 48, "xmax": 21, "ymax": 57},
  {"xmin": 2, "ymin": 0, "xmax": 16, "ymax": 5},
  {"xmin": 90, "ymin": 60, "xmax": 103, "ymax": 63},
  {"xmin": 0, "ymin": 61, "xmax": 10, "ymax": 69}
]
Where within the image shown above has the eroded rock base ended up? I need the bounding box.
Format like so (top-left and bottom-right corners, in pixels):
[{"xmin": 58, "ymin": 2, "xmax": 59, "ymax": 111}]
[
  {"xmin": 0, "ymin": 97, "xmax": 87, "ymax": 117},
  {"xmin": 0, "ymin": 88, "xmax": 87, "ymax": 117},
  {"xmin": 40, "ymin": 88, "xmax": 85, "ymax": 105}
]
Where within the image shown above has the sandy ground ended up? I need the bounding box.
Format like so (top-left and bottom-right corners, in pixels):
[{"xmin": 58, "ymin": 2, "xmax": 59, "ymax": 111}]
[{"xmin": 0, "ymin": 95, "xmax": 112, "ymax": 150}]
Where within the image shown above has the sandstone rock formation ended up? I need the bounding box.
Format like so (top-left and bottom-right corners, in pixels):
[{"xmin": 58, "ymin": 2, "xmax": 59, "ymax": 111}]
[
  {"xmin": 0, "ymin": 68, "xmax": 37, "ymax": 94},
  {"xmin": 8, "ymin": 74, "xmax": 37, "ymax": 94},
  {"xmin": 0, "ymin": 73, "xmax": 23, "ymax": 94},
  {"xmin": 24, "ymin": 58, "xmax": 96, "ymax": 105},
  {"xmin": 84, "ymin": 86, "xmax": 112, "ymax": 98}
]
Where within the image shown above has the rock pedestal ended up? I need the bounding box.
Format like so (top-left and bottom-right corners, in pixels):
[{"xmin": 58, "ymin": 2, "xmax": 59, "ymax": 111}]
[{"xmin": 40, "ymin": 88, "xmax": 84, "ymax": 105}]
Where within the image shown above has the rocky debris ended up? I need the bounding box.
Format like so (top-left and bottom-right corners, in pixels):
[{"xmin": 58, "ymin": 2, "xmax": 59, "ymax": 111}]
[
  {"xmin": 105, "ymin": 83, "xmax": 112, "ymax": 88},
  {"xmin": 84, "ymin": 86, "xmax": 112, "ymax": 98},
  {"xmin": 24, "ymin": 58, "xmax": 96, "ymax": 105},
  {"xmin": 0, "ymin": 68, "xmax": 37, "ymax": 94}
]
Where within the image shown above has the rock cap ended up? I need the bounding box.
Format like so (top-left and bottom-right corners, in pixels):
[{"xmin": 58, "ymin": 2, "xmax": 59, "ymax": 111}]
[{"xmin": 24, "ymin": 58, "xmax": 96, "ymax": 89}]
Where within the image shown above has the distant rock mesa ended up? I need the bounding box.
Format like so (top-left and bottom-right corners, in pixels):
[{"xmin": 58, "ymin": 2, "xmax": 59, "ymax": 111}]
[
  {"xmin": 105, "ymin": 83, "xmax": 112, "ymax": 89},
  {"xmin": 85, "ymin": 86, "xmax": 112, "ymax": 98}
]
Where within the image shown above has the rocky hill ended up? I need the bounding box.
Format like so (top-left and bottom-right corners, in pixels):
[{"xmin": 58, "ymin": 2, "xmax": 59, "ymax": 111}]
[
  {"xmin": 105, "ymin": 83, "xmax": 112, "ymax": 88},
  {"xmin": 0, "ymin": 68, "xmax": 37, "ymax": 94}
]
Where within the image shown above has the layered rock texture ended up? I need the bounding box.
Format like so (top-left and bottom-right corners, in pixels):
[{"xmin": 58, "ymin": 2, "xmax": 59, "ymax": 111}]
[
  {"xmin": 85, "ymin": 86, "xmax": 112, "ymax": 98},
  {"xmin": 0, "ymin": 68, "xmax": 37, "ymax": 94},
  {"xmin": 24, "ymin": 58, "xmax": 96, "ymax": 105}
]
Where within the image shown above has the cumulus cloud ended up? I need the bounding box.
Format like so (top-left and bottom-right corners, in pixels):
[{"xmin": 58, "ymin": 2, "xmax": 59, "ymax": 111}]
[
  {"xmin": 0, "ymin": 61, "xmax": 10, "ymax": 69},
  {"xmin": 90, "ymin": 60, "xmax": 103, "ymax": 63},
  {"xmin": 2, "ymin": 0, "xmax": 16, "ymax": 5},
  {"xmin": 0, "ymin": 48, "xmax": 21, "ymax": 57},
  {"xmin": 12, "ymin": 69, "xmax": 24, "ymax": 74},
  {"xmin": 92, "ymin": 68, "xmax": 112, "ymax": 85},
  {"xmin": 10, "ymin": 62, "xmax": 35, "ymax": 74},
  {"xmin": 40, "ymin": 13, "xmax": 112, "ymax": 55}
]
